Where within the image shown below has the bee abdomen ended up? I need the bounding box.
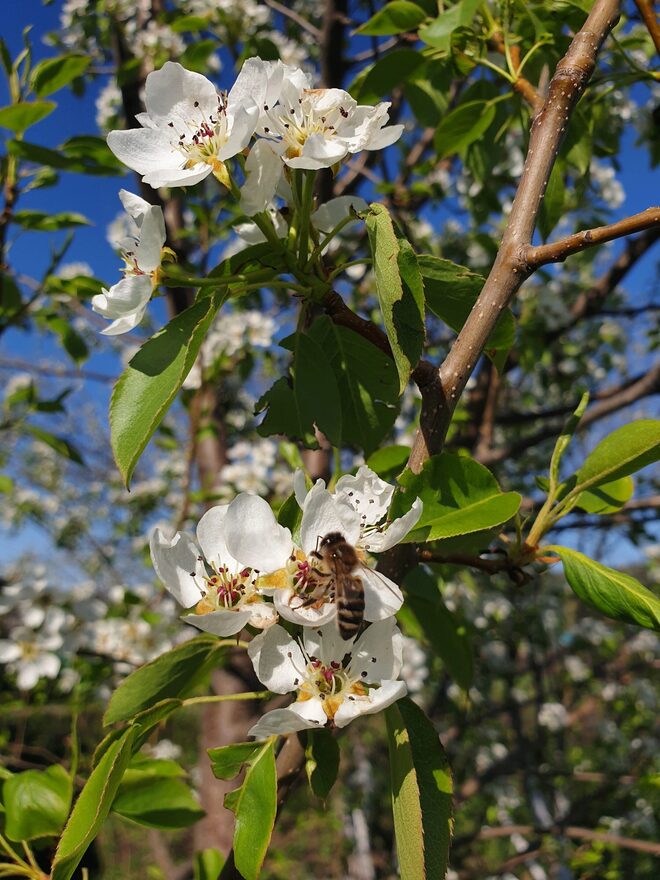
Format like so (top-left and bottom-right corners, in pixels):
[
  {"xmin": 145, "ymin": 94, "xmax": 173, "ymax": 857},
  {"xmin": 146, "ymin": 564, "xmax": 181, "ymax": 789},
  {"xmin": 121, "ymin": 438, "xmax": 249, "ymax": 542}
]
[{"xmin": 337, "ymin": 589, "xmax": 365, "ymax": 641}]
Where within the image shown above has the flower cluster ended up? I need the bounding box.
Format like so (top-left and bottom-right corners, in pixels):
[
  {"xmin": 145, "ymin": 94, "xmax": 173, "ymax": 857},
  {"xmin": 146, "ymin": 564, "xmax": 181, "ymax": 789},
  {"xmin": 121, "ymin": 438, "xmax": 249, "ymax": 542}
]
[
  {"xmin": 96, "ymin": 58, "xmax": 402, "ymax": 333},
  {"xmin": 150, "ymin": 466, "xmax": 422, "ymax": 735}
]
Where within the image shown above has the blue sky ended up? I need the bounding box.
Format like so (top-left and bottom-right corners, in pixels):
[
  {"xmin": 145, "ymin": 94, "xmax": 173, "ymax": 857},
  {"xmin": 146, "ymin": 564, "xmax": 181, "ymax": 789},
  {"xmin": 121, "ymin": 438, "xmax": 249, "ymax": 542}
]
[{"xmin": 1, "ymin": 2, "xmax": 658, "ymax": 570}]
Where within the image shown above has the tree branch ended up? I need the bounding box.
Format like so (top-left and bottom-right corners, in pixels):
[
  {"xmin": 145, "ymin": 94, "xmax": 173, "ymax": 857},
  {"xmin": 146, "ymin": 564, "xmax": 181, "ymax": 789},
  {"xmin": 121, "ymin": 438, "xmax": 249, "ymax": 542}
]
[
  {"xmin": 634, "ymin": 0, "xmax": 660, "ymax": 54},
  {"xmin": 262, "ymin": 0, "xmax": 322, "ymax": 40},
  {"xmin": 526, "ymin": 206, "xmax": 660, "ymax": 267},
  {"xmin": 407, "ymin": 0, "xmax": 622, "ymax": 473},
  {"xmin": 481, "ymin": 361, "xmax": 660, "ymax": 465},
  {"xmin": 476, "ymin": 824, "xmax": 660, "ymax": 857}
]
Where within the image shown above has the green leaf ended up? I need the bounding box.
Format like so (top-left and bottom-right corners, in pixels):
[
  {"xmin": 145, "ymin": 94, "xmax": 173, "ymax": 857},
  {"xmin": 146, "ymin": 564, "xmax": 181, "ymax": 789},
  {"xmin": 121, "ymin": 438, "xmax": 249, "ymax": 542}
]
[
  {"xmin": 367, "ymin": 445, "xmax": 410, "ymax": 481},
  {"xmin": 434, "ymin": 100, "xmax": 496, "ymax": 159},
  {"xmin": 574, "ymin": 475, "xmax": 634, "ymax": 514},
  {"xmin": 0, "ymin": 474, "xmax": 13, "ymax": 493},
  {"xmin": 548, "ymin": 391, "xmax": 589, "ymax": 491},
  {"xmin": 26, "ymin": 425, "xmax": 84, "ymax": 465},
  {"xmin": 538, "ymin": 161, "xmax": 566, "ymax": 241},
  {"xmin": 110, "ymin": 291, "xmax": 224, "ymax": 487},
  {"xmin": 385, "ymin": 698, "xmax": 453, "ymax": 880},
  {"xmin": 351, "ymin": 48, "xmax": 425, "ymax": 104},
  {"xmin": 256, "ymin": 329, "xmax": 342, "ymax": 449},
  {"xmin": 209, "ymin": 742, "xmax": 263, "ymax": 780},
  {"xmin": 305, "ymin": 730, "xmax": 340, "ymax": 800},
  {"xmin": 306, "ymin": 316, "xmax": 400, "ymax": 455},
  {"xmin": 419, "ymin": 0, "xmax": 480, "ymax": 49},
  {"xmin": 404, "ymin": 568, "xmax": 473, "ymax": 690},
  {"xmin": 572, "ymin": 420, "xmax": 660, "ymax": 495},
  {"xmin": 418, "ymin": 254, "xmax": 514, "ymax": 362},
  {"xmin": 104, "ymin": 635, "xmax": 223, "ymax": 725},
  {"xmin": 44, "ymin": 314, "xmax": 88, "ymax": 364},
  {"xmin": 366, "ymin": 204, "xmax": 425, "ymax": 394},
  {"xmin": 355, "ymin": 2, "xmax": 427, "ymax": 35},
  {"xmin": 0, "ymin": 101, "xmax": 56, "ymax": 133},
  {"xmin": 194, "ymin": 849, "xmax": 225, "ymax": 880},
  {"xmin": 224, "ymin": 740, "xmax": 277, "ymax": 880},
  {"xmin": 393, "ymin": 453, "xmax": 521, "ymax": 541},
  {"xmin": 277, "ymin": 492, "xmax": 302, "ymax": 543},
  {"xmin": 93, "ymin": 700, "xmax": 183, "ymax": 768},
  {"xmin": 548, "ymin": 546, "xmax": 660, "ymax": 631},
  {"xmin": 171, "ymin": 14, "xmax": 210, "ymax": 33},
  {"xmin": 12, "ymin": 209, "xmax": 90, "ymax": 231},
  {"xmin": 112, "ymin": 776, "xmax": 204, "ymax": 829},
  {"xmin": 259, "ymin": 318, "xmax": 400, "ymax": 456},
  {"xmin": 30, "ymin": 54, "xmax": 90, "ymax": 96},
  {"xmin": 51, "ymin": 728, "xmax": 136, "ymax": 880},
  {"xmin": 180, "ymin": 39, "xmax": 218, "ymax": 73},
  {"xmin": 9, "ymin": 137, "xmax": 124, "ymax": 176},
  {"xmin": 3, "ymin": 765, "xmax": 72, "ymax": 841}
]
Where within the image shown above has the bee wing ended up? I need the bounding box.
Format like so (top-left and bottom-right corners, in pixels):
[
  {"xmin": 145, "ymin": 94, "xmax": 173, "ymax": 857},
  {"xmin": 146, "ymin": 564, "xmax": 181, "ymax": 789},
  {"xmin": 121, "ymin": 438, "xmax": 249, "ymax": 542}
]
[{"xmin": 358, "ymin": 564, "xmax": 403, "ymax": 620}]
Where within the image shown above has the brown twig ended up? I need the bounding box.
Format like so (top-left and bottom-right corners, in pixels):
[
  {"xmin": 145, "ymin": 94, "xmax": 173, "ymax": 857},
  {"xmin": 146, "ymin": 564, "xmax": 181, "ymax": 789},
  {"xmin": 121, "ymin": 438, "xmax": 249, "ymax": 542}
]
[
  {"xmin": 526, "ymin": 206, "xmax": 660, "ymax": 267},
  {"xmin": 481, "ymin": 361, "xmax": 660, "ymax": 465},
  {"xmin": 407, "ymin": 0, "xmax": 622, "ymax": 474},
  {"xmin": 476, "ymin": 824, "xmax": 660, "ymax": 856},
  {"xmin": 490, "ymin": 32, "xmax": 544, "ymax": 113},
  {"xmin": 262, "ymin": 0, "xmax": 322, "ymax": 40},
  {"xmin": 634, "ymin": 0, "xmax": 660, "ymax": 54}
]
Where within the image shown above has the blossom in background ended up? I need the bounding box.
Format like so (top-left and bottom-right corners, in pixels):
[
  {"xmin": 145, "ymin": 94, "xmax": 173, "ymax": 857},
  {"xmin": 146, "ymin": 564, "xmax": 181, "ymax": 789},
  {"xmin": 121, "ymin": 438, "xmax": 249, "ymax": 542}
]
[
  {"xmin": 0, "ymin": 607, "xmax": 65, "ymax": 691},
  {"xmin": 107, "ymin": 61, "xmax": 261, "ymax": 188},
  {"xmin": 150, "ymin": 493, "xmax": 293, "ymax": 636},
  {"xmin": 247, "ymin": 618, "xmax": 406, "ymax": 738},
  {"xmin": 91, "ymin": 190, "xmax": 166, "ymax": 335}
]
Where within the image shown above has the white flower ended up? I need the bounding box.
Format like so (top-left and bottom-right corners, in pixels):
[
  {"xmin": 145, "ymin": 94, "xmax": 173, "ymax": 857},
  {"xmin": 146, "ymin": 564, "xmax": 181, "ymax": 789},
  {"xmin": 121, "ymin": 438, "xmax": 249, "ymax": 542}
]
[
  {"xmin": 262, "ymin": 468, "xmax": 421, "ymax": 629},
  {"xmin": 537, "ymin": 702, "xmax": 569, "ymax": 732},
  {"xmin": 150, "ymin": 493, "xmax": 292, "ymax": 636},
  {"xmin": 247, "ymin": 619, "xmax": 406, "ymax": 738},
  {"xmin": 107, "ymin": 61, "xmax": 260, "ymax": 189},
  {"xmin": 91, "ymin": 190, "xmax": 166, "ymax": 335},
  {"xmin": 253, "ymin": 60, "xmax": 403, "ymax": 170},
  {"xmin": 311, "ymin": 196, "xmax": 368, "ymax": 233},
  {"xmin": 238, "ymin": 58, "xmax": 403, "ymax": 208},
  {"xmin": 0, "ymin": 614, "xmax": 63, "ymax": 691}
]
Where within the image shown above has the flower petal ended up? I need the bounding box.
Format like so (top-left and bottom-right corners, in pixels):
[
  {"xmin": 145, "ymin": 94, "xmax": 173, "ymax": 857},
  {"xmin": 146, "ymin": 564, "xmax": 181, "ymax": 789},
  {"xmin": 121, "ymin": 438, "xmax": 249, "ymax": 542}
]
[
  {"xmin": 92, "ymin": 275, "xmax": 152, "ymax": 320},
  {"xmin": 311, "ymin": 196, "xmax": 368, "ymax": 233},
  {"xmin": 239, "ymin": 139, "xmax": 283, "ymax": 216},
  {"xmin": 220, "ymin": 103, "xmax": 260, "ymax": 160},
  {"xmin": 303, "ymin": 623, "xmax": 348, "ymax": 668},
  {"xmin": 336, "ymin": 465, "xmax": 395, "ymax": 524},
  {"xmin": 361, "ymin": 568, "xmax": 403, "ymax": 621},
  {"xmin": 248, "ymin": 601, "xmax": 279, "ymax": 630},
  {"xmin": 224, "ymin": 494, "xmax": 292, "ymax": 573},
  {"xmin": 363, "ymin": 497, "xmax": 423, "ymax": 552},
  {"xmin": 150, "ymin": 528, "xmax": 203, "ymax": 608},
  {"xmin": 144, "ymin": 61, "xmax": 219, "ymax": 129},
  {"xmin": 273, "ymin": 588, "xmax": 337, "ymax": 628},
  {"xmin": 107, "ymin": 127, "xmax": 177, "ymax": 177},
  {"xmin": 248, "ymin": 623, "xmax": 305, "ymax": 693},
  {"xmin": 349, "ymin": 619, "xmax": 403, "ymax": 682},
  {"xmin": 333, "ymin": 680, "xmax": 406, "ymax": 728},
  {"xmin": 248, "ymin": 702, "xmax": 324, "ymax": 738},
  {"xmin": 0, "ymin": 640, "xmax": 22, "ymax": 663},
  {"xmin": 285, "ymin": 133, "xmax": 348, "ymax": 170},
  {"xmin": 196, "ymin": 505, "xmax": 239, "ymax": 570},
  {"xmin": 300, "ymin": 485, "xmax": 361, "ymax": 556},
  {"xmin": 182, "ymin": 608, "xmax": 252, "ymax": 636}
]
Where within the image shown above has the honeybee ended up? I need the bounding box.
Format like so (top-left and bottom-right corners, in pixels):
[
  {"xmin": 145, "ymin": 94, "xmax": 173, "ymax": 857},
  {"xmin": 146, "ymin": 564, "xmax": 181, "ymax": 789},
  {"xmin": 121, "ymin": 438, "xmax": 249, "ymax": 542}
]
[{"xmin": 311, "ymin": 532, "xmax": 366, "ymax": 641}]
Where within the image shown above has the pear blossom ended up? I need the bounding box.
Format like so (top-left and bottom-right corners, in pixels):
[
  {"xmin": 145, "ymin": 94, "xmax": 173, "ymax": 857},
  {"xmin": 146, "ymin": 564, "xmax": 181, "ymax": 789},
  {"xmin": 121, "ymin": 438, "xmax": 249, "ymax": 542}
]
[
  {"xmin": 260, "ymin": 469, "xmax": 421, "ymax": 629},
  {"xmin": 239, "ymin": 58, "xmax": 403, "ymax": 211},
  {"xmin": 150, "ymin": 493, "xmax": 293, "ymax": 636},
  {"xmin": 253, "ymin": 61, "xmax": 403, "ymax": 170},
  {"xmin": 247, "ymin": 619, "xmax": 406, "ymax": 738},
  {"xmin": 107, "ymin": 61, "xmax": 261, "ymax": 189},
  {"xmin": 91, "ymin": 190, "xmax": 166, "ymax": 335},
  {"xmin": 0, "ymin": 608, "xmax": 65, "ymax": 691}
]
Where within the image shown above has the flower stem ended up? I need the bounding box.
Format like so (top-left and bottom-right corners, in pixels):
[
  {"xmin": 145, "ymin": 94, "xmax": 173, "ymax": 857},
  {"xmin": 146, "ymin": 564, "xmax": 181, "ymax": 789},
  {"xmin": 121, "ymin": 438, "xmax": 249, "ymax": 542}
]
[
  {"xmin": 182, "ymin": 690, "xmax": 271, "ymax": 708},
  {"xmin": 297, "ymin": 170, "xmax": 316, "ymax": 265}
]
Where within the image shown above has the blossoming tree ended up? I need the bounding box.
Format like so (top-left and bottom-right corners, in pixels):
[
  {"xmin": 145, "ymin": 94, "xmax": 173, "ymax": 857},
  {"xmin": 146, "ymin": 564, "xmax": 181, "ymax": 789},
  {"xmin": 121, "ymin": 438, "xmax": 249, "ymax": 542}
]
[{"xmin": 1, "ymin": 1, "xmax": 659, "ymax": 878}]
